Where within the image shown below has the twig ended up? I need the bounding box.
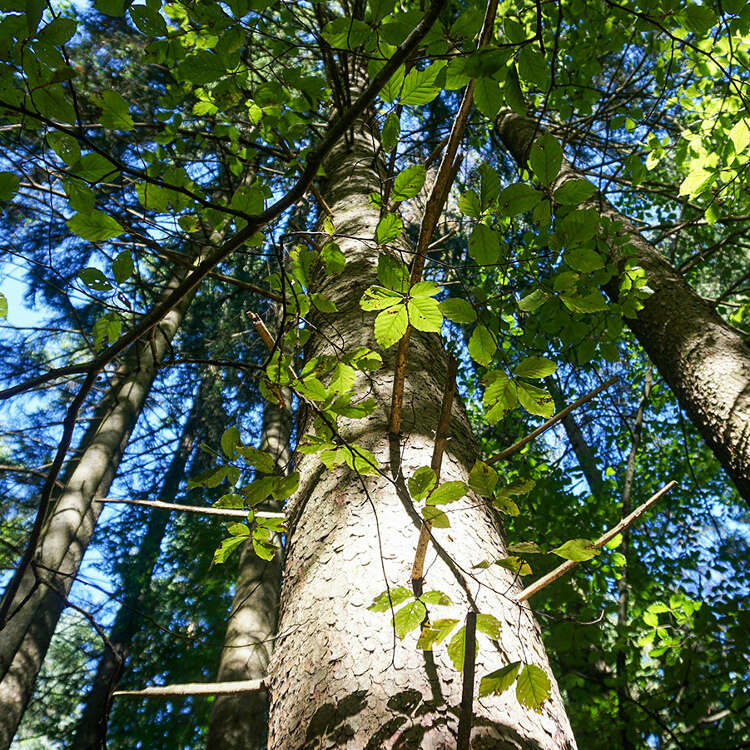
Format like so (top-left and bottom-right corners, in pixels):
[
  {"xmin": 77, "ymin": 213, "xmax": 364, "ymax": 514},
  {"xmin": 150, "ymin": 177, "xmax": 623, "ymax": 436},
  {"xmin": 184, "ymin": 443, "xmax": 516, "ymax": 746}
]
[
  {"xmin": 411, "ymin": 356, "xmax": 457, "ymax": 593},
  {"xmin": 516, "ymin": 480, "xmax": 677, "ymax": 602},
  {"xmin": 113, "ymin": 679, "xmax": 266, "ymax": 698},
  {"xmin": 456, "ymin": 611, "xmax": 477, "ymax": 749},
  {"xmin": 487, "ymin": 376, "xmax": 618, "ymax": 464},
  {"xmin": 95, "ymin": 497, "xmax": 285, "ymax": 519}
]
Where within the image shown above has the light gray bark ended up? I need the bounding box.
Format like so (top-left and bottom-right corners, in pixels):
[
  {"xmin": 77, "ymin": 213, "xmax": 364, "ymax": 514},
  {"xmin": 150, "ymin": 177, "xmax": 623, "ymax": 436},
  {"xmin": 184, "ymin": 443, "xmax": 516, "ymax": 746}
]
[
  {"xmin": 68, "ymin": 371, "xmax": 221, "ymax": 750},
  {"xmin": 0, "ymin": 273, "xmax": 194, "ymax": 750},
  {"xmin": 495, "ymin": 111, "xmax": 750, "ymax": 503},
  {"xmin": 267, "ymin": 120, "xmax": 576, "ymax": 749},
  {"xmin": 207, "ymin": 381, "xmax": 291, "ymax": 750}
]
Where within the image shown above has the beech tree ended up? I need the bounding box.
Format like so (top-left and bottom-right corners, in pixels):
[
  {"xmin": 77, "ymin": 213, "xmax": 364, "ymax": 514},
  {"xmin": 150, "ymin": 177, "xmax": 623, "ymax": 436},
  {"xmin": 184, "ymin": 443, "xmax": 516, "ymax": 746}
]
[{"xmin": 1, "ymin": 0, "xmax": 749, "ymax": 748}]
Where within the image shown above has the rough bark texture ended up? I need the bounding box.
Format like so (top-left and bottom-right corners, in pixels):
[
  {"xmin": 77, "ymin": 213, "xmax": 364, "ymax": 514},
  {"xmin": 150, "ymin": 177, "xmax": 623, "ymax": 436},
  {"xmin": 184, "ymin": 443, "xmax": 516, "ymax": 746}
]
[
  {"xmin": 69, "ymin": 371, "xmax": 221, "ymax": 750},
  {"xmin": 207, "ymin": 386, "xmax": 291, "ymax": 750},
  {"xmin": 267, "ymin": 120, "xmax": 576, "ymax": 749},
  {"xmin": 0, "ymin": 274, "xmax": 193, "ymax": 750},
  {"xmin": 495, "ymin": 111, "xmax": 750, "ymax": 503}
]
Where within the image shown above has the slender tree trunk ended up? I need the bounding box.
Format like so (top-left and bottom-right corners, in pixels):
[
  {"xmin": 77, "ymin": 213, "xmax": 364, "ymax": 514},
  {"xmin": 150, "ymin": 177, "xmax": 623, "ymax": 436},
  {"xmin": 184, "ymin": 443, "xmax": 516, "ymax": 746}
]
[
  {"xmin": 69, "ymin": 370, "xmax": 220, "ymax": 750},
  {"xmin": 267, "ymin": 118, "xmax": 576, "ymax": 748},
  {"xmin": 616, "ymin": 369, "xmax": 651, "ymax": 750},
  {"xmin": 0, "ymin": 273, "xmax": 194, "ymax": 750},
  {"xmin": 207, "ymin": 381, "xmax": 291, "ymax": 750},
  {"xmin": 495, "ymin": 111, "xmax": 750, "ymax": 503},
  {"xmin": 545, "ymin": 377, "xmax": 604, "ymax": 498}
]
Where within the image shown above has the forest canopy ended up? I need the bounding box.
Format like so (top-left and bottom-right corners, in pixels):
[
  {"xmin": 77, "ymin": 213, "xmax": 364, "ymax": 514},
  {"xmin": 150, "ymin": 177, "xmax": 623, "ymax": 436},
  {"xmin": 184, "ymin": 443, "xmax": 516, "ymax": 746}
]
[{"xmin": 0, "ymin": 0, "xmax": 748, "ymax": 748}]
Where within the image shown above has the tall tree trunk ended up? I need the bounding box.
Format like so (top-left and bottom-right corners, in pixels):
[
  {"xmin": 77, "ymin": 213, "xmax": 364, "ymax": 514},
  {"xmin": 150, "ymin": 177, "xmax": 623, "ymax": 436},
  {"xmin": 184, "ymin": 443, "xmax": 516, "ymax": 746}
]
[
  {"xmin": 545, "ymin": 377, "xmax": 604, "ymax": 498},
  {"xmin": 267, "ymin": 118, "xmax": 576, "ymax": 748},
  {"xmin": 495, "ymin": 111, "xmax": 750, "ymax": 503},
  {"xmin": 207, "ymin": 381, "xmax": 291, "ymax": 750},
  {"xmin": 0, "ymin": 272, "xmax": 194, "ymax": 750},
  {"xmin": 616, "ymin": 369, "xmax": 651, "ymax": 750},
  {"xmin": 69, "ymin": 370, "xmax": 220, "ymax": 750}
]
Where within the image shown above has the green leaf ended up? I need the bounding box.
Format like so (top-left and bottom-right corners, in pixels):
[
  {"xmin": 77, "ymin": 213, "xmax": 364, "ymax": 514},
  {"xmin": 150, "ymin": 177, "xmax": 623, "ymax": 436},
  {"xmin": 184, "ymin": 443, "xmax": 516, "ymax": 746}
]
[
  {"xmin": 38, "ymin": 16, "xmax": 77, "ymax": 45},
  {"xmin": 410, "ymin": 280, "xmax": 441, "ymax": 298},
  {"xmin": 482, "ymin": 371, "xmax": 517, "ymax": 423},
  {"xmin": 420, "ymin": 590, "xmax": 452, "ymax": 606},
  {"xmin": 554, "ymin": 179, "xmax": 595, "ymax": 206},
  {"xmin": 476, "ymin": 614, "xmax": 502, "ymax": 640},
  {"xmin": 0, "ymin": 172, "xmax": 19, "ymax": 201},
  {"xmin": 498, "ymin": 183, "xmax": 542, "ymax": 217},
  {"xmin": 221, "ymin": 426, "xmax": 241, "ymax": 458},
  {"xmin": 0, "ymin": 292, "xmax": 6, "ymax": 320},
  {"xmin": 360, "ymin": 285, "xmax": 403, "ymax": 311},
  {"xmin": 98, "ymin": 90, "xmax": 134, "ymax": 130},
  {"xmin": 422, "ymin": 506, "xmax": 450, "ymax": 528},
  {"xmin": 322, "ymin": 17, "xmax": 369, "ymax": 49},
  {"xmin": 214, "ymin": 493, "xmax": 244, "ymax": 509},
  {"xmin": 92, "ymin": 312, "xmax": 121, "ymax": 349},
  {"xmin": 311, "ymin": 292, "xmax": 338, "ymax": 313},
  {"xmin": 439, "ymin": 298, "xmax": 476, "ymax": 324},
  {"xmin": 374, "ymin": 304, "xmax": 408, "ymax": 348},
  {"xmin": 528, "ymin": 134, "xmax": 562, "ymax": 186},
  {"xmin": 516, "ymin": 382, "xmax": 554, "ymax": 417},
  {"xmin": 377, "ymin": 254, "xmax": 409, "ymax": 292},
  {"xmin": 394, "ymin": 600, "xmax": 426, "ymax": 639},
  {"xmin": 407, "ymin": 296, "xmax": 442, "ymax": 333},
  {"xmin": 469, "ymin": 223, "xmax": 501, "ymax": 265},
  {"xmin": 252, "ymin": 533, "xmax": 278, "ymax": 561},
  {"xmin": 408, "ymin": 466, "xmax": 437, "ymax": 501},
  {"xmin": 468, "ymin": 460, "xmax": 498, "ymax": 497},
  {"xmin": 457, "ymin": 190, "xmax": 482, "ymax": 217},
  {"xmin": 564, "ymin": 247, "xmax": 604, "ymax": 273},
  {"xmin": 213, "ymin": 535, "xmax": 246, "ymax": 564},
  {"xmin": 238, "ymin": 445, "xmax": 277, "ymax": 474},
  {"xmin": 494, "ymin": 555, "xmax": 532, "ymax": 576},
  {"xmin": 130, "ymin": 4, "xmax": 167, "ymax": 35},
  {"xmin": 392, "ymin": 164, "xmax": 426, "ymax": 201},
  {"xmin": 382, "ymin": 112, "xmax": 400, "ymax": 152},
  {"xmin": 507, "ymin": 541, "xmax": 543, "ymax": 554},
  {"xmin": 468, "ymin": 324, "xmax": 496, "ymax": 368},
  {"xmin": 67, "ymin": 210, "xmax": 124, "ymax": 242},
  {"xmin": 79, "ymin": 268, "xmax": 112, "ymax": 292},
  {"xmin": 518, "ymin": 288, "xmax": 550, "ymax": 312},
  {"xmin": 560, "ymin": 290, "xmax": 608, "ymax": 313},
  {"xmin": 479, "ymin": 661, "xmax": 521, "ymax": 698},
  {"xmin": 321, "ymin": 242, "xmax": 346, "ymax": 275},
  {"xmin": 518, "ymin": 47, "xmax": 549, "ymax": 91},
  {"xmin": 474, "ymin": 77, "xmax": 504, "ymax": 119},
  {"xmin": 375, "ymin": 213, "xmax": 403, "ymax": 244},
  {"xmin": 368, "ymin": 586, "xmax": 412, "ymax": 613},
  {"xmin": 426, "ymin": 480, "xmax": 467, "ymax": 505},
  {"xmin": 47, "ymin": 132, "xmax": 81, "ymax": 166},
  {"xmin": 515, "ymin": 664, "xmax": 551, "ymax": 711},
  {"xmin": 417, "ymin": 618, "xmax": 459, "ymax": 650},
  {"xmin": 447, "ymin": 626, "xmax": 477, "ymax": 672},
  {"xmin": 112, "ymin": 250, "xmax": 134, "ymax": 284},
  {"xmin": 557, "ymin": 208, "xmax": 599, "ymax": 245},
  {"xmin": 550, "ymin": 538, "xmax": 600, "ymax": 562},
  {"xmin": 328, "ymin": 363, "xmax": 356, "ymax": 394},
  {"xmin": 513, "ymin": 356, "xmax": 557, "ymax": 379},
  {"xmin": 401, "ymin": 62, "xmax": 445, "ymax": 105}
]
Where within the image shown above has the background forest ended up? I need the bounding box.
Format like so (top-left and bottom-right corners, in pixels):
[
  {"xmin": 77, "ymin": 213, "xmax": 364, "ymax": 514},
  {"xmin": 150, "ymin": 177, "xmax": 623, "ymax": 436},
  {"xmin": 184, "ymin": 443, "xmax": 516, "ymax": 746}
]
[{"xmin": 0, "ymin": 0, "xmax": 748, "ymax": 748}]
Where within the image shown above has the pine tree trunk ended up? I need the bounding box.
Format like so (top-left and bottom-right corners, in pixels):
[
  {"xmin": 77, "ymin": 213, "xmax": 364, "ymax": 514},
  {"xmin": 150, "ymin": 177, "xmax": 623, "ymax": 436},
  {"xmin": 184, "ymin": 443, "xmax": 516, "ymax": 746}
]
[
  {"xmin": 267, "ymin": 120, "xmax": 576, "ymax": 749},
  {"xmin": 69, "ymin": 371, "xmax": 220, "ymax": 750},
  {"xmin": 0, "ymin": 274, "xmax": 193, "ymax": 750},
  {"xmin": 207, "ymin": 385, "xmax": 291, "ymax": 750},
  {"xmin": 495, "ymin": 111, "xmax": 750, "ymax": 503}
]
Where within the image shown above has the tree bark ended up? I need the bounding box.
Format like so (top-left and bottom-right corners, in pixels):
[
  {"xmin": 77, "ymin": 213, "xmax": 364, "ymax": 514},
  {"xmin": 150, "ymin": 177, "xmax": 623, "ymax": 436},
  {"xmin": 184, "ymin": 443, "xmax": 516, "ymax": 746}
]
[
  {"xmin": 545, "ymin": 377, "xmax": 604, "ymax": 498},
  {"xmin": 207, "ymin": 377, "xmax": 291, "ymax": 750},
  {"xmin": 494, "ymin": 111, "xmax": 750, "ymax": 504},
  {"xmin": 68, "ymin": 370, "xmax": 220, "ymax": 750},
  {"xmin": 0, "ymin": 272, "xmax": 194, "ymax": 750},
  {"xmin": 267, "ymin": 118, "xmax": 576, "ymax": 748}
]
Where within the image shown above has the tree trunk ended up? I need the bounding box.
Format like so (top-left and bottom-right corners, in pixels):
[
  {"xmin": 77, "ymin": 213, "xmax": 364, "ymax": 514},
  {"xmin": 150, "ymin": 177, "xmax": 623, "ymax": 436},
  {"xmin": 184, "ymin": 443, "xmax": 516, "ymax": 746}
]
[
  {"xmin": 207, "ymin": 379, "xmax": 291, "ymax": 750},
  {"xmin": 69, "ymin": 370, "xmax": 220, "ymax": 750},
  {"xmin": 545, "ymin": 377, "xmax": 604, "ymax": 498},
  {"xmin": 0, "ymin": 273, "xmax": 194, "ymax": 750},
  {"xmin": 616, "ymin": 369, "xmax": 651, "ymax": 750},
  {"xmin": 267, "ymin": 119, "xmax": 576, "ymax": 748},
  {"xmin": 495, "ymin": 111, "xmax": 750, "ymax": 504}
]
